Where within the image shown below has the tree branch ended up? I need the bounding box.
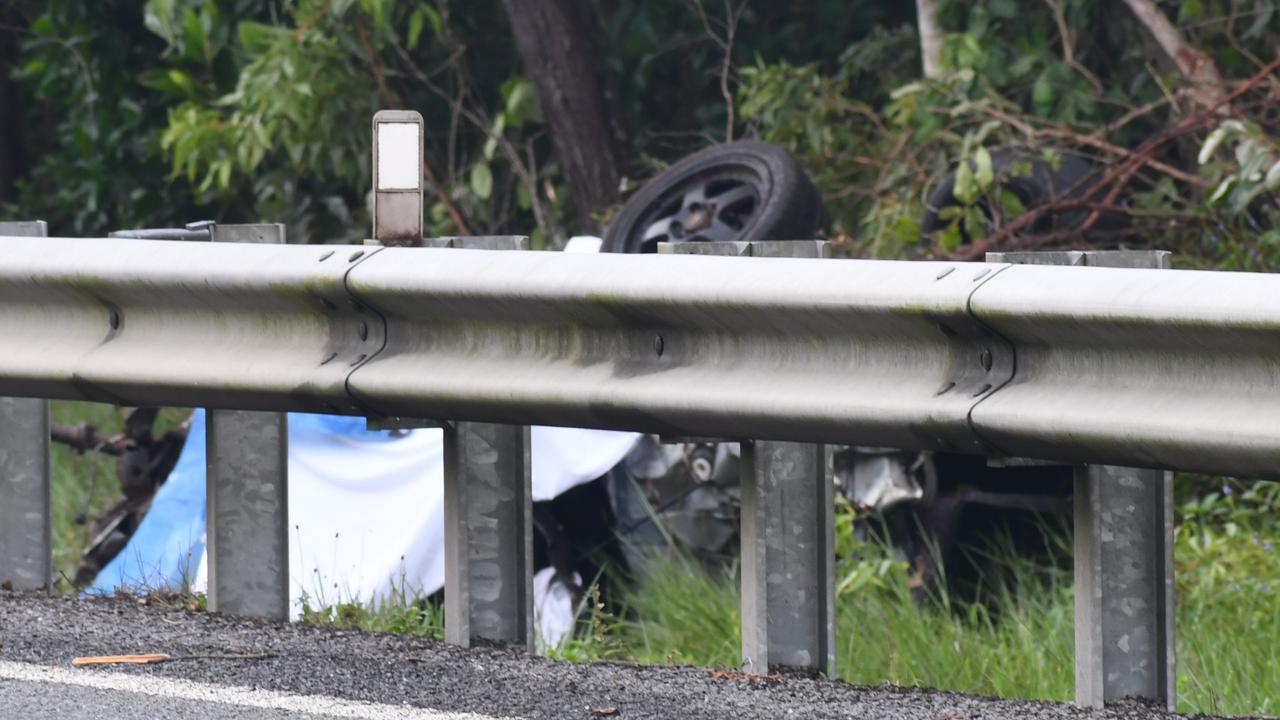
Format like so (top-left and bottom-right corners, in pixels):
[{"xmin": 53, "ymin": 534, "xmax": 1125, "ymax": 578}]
[
  {"xmin": 689, "ymin": 0, "xmax": 747, "ymax": 141},
  {"xmin": 1043, "ymin": 0, "xmax": 1102, "ymax": 94},
  {"xmin": 1121, "ymin": 0, "xmax": 1228, "ymax": 111}
]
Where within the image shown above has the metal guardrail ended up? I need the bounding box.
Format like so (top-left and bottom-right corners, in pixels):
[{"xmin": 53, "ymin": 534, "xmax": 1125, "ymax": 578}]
[
  {"xmin": 6, "ymin": 230, "xmax": 1275, "ymax": 709},
  {"xmin": 1, "ymin": 236, "xmax": 1275, "ymax": 476}
]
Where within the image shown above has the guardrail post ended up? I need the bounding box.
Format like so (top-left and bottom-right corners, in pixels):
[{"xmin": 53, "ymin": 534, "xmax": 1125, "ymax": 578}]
[
  {"xmin": 206, "ymin": 224, "xmax": 290, "ymax": 619},
  {"xmin": 989, "ymin": 249, "xmax": 1175, "ymax": 710},
  {"xmin": 740, "ymin": 440, "xmax": 834, "ymax": 674},
  {"xmin": 0, "ymin": 220, "xmax": 51, "ymax": 591},
  {"xmin": 422, "ymin": 235, "xmax": 534, "ymax": 649},
  {"xmin": 444, "ymin": 422, "xmax": 533, "ymax": 648},
  {"xmin": 660, "ymin": 239, "xmax": 835, "ymax": 674}
]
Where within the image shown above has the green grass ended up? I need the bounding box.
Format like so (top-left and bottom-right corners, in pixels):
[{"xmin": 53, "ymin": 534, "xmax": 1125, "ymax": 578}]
[
  {"xmin": 572, "ymin": 512, "xmax": 1280, "ymax": 717},
  {"xmin": 50, "ymin": 401, "xmax": 128, "ymax": 587},
  {"xmin": 299, "ymin": 586, "xmax": 445, "ymax": 638},
  {"xmin": 49, "ymin": 401, "xmax": 191, "ymax": 589}
]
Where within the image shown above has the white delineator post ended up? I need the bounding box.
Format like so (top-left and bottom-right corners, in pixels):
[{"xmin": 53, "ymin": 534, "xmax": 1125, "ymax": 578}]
[{"xmin": 372, "ymin": 110, "xmax": 425, "ymax": 248}]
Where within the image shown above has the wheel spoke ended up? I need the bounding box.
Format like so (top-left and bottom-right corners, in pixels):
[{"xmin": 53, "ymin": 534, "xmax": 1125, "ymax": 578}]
[
  {"xmin": 642, "ymin": 216, "xmax": 673, "ymax": 241},
  {"xmin": 698, "ymin": 219, "xmax": 742, "ymax": 243},
  {"xmin": 710, "ymin": 184, "xmax": 754, "ymax": 208}
]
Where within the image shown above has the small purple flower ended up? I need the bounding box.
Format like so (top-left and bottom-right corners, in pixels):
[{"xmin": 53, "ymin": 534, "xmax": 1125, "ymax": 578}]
[
  {"xmin": 1266, "ymin": 543, "xmax": 1274, "ymax": 553},
  {"xmin": 1253, "ymin": 534, "xmax": 1261, "ymax": 546},
  {"xmin": 1222, "ymin": 484, "xmax": 1233, "ymax": 495}
]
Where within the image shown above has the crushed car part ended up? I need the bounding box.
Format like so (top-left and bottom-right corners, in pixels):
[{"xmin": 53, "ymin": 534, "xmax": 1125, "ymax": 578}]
[
  {"xmin": 55, "ymin": 408, "xmax": 191, "ymax": 588},
  {"xmin": 921, "ymin": 148, "xmax": 1131, "ymax": 243}
]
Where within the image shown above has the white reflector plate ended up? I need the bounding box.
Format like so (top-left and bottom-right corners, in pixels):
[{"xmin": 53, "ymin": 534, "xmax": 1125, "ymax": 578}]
[{"xmin": 377, "ymin": 122, "xmax": 421, "ymax": 190}]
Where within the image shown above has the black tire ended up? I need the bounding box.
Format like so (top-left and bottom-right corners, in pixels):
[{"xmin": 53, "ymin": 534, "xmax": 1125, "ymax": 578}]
[
  {"xmin": 603, "ymin": 141, "xmax": 830, "ymax": 254},
  {"xmin": 921, "ymin": 149, "xmax": 1129, "ymax": 242}
]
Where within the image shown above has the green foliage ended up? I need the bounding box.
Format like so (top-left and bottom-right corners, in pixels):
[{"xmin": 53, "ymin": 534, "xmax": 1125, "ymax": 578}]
[
  {"xmin": 735, "ymin": 0, "xmax": 1280, "ymax": 267},
  {"xmin": 49, "ymin": 402, "xmax": 126, "ymax": 585},
  {"xmin": 149, "ymin": 0, "xmax": 390, "ymax": 242},
  {"xmin": 9, "ymin": 0, "xmax": 1280, "ymax": 258},
  {"xmin": 7, "ymin": 1, "xmax": 197, "ymax": 234},
  {"xmin": 1179, "ymin": 477, "xmax": 1280, "ymax": 534}
]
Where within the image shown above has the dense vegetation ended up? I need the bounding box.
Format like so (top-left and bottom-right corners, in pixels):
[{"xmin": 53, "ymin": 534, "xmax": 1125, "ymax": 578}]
[
  {"xmin": 4, "ymin": 0, "xmax": 1280, "ymax": 263},
  {"xmin": 6, "ymin": 1, "xmax": 1280, "ymax": 715}
]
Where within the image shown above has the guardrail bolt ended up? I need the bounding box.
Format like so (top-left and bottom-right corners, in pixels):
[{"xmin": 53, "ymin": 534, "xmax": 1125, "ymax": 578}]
[
  {"xmin": 358, "ymin": 322, "xmax": 369, "ymax": 341},
  {"xmin": 654, "ymin": 334, "xmax": 665, "ymax": 356},
  {"xmin": 980, "ymin": 349, "xmax": 993, "ymax": 371},
  {"xmin": 108, "ymin": 308, "xmax": 121, "ymax": 331}
]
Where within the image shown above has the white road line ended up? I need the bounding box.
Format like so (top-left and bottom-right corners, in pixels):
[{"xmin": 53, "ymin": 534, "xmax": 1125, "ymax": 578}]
[{"xmin": 0, "ymin": 660, "xmax": 514, "ymax": 720}]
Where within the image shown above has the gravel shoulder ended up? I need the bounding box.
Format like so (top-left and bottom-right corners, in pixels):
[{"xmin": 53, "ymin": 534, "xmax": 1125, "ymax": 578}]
[{"xmin": 0, "ymin": 591, "xmax": 1223, "ymax": 720}]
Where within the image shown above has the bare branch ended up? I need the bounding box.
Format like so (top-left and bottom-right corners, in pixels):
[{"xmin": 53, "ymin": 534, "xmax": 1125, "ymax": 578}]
[
  {"xmin": 688, "ymin": 0, "xmax": 747, "ymax": 141},
  {"xmin": 1043, "ymin": 0, "xmax": 1103, "ymax": 94},
  {"xmin": 357, "ymin": 23, "xmax": 471, "ymax": 235},
  {"xmin": 1121, "ymin": 0, "xmax": 1229, "ymax": 111},
  {"xmin": 390, "ymin": 34, "xmax": 565, "ymax": 243},
  {"xmin": 949, "ymin": 58, "xmax": 1280, "ymax": 260}
]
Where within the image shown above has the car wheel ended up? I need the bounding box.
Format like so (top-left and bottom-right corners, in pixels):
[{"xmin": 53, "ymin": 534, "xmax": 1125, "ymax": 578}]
[{"xmin": 603, "ymin": 141, "xmax": 830, "ymax": 253}]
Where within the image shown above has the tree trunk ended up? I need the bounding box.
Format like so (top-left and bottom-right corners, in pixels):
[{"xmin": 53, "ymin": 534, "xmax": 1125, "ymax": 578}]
[
  {"xmin": 915, "ymin": 0, "xmax": 943, "ymax": 79},
  {"xmin": 0, "ymin": 29, "xmax": 19, "ymax": 205},
  {"xmin": 501, "ymin": 0, "xmax": 623, "ymax": 235}
]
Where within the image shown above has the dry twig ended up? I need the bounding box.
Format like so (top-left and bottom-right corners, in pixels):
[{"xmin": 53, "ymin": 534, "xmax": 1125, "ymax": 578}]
[{"xmin": 689, "ymin": 0, "xmax": 748, "ymax": 141}]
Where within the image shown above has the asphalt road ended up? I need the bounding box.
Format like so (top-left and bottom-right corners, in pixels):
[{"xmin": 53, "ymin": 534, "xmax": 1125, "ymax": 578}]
[
  {"xmin": 0, "ymin": 591, "xmax": 1216, "ymax": 720},
  {"xmin": 0, "ymin": 669, "xmax": 453, "ymax": 720}
]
